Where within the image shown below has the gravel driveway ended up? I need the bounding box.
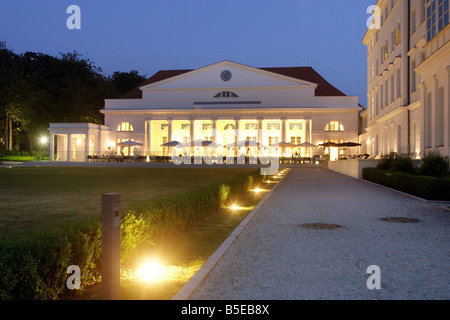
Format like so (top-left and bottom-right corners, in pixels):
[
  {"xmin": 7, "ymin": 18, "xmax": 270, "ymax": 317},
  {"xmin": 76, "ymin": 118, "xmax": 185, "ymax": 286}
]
[{"xmin": 185, "ymin": 168, "xmax": 450, "ymax": 300}]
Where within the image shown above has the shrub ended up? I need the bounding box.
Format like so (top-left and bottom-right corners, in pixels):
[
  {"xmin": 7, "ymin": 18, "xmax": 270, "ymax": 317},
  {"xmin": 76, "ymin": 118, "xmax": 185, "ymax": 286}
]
[
  {"xmin": 376, "ymin": 153, "xmax": 414, "ymax": 174},
  {"xmin": 362, "ymin": 167, "xmax": 450, "ymax": 201},
  {"xmin": 376, "ymin": 152, "xmax": 396, "ymax": 170},
  {"xmin": 419, "ymin": 151, "xmax": 450, "ymax": 178},
  {"xmin": 0, "ymin": 169, "xmax": 263, "ymax": 300},
  {"xmin": 390, "ymin": 154, "xmax": 414, "ymax": 173}
]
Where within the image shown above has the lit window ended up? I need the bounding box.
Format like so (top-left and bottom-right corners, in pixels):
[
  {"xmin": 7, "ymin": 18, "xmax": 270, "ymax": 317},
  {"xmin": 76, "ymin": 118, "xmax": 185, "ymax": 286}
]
[
  {"xmin": 117, "ymin": 122, "xmax": 134, "ymax": 132},
  {"xmin": 325, "ymin": 121, "xmax": 344, "ymax": 132},
  {"xmin": 214, "ymin": 91, "xmax": 239, "ymax": 98},
  {"xmin": 426, "ymin": 0, "xmax": 449, "ymax": 41},
  {"xmin": 224, "ymin": 123, "xmax": 235, "ymax": 130}
]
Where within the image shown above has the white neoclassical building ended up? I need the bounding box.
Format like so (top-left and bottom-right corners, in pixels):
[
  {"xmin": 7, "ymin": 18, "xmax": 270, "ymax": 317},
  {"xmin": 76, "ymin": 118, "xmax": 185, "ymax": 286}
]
[
  {"xmin": 49, "ymin": 60, "xmax": 362, "ymax": 162},
  {"xmin": 362, "ymin": 0, "xmax": 449, "ymax": 158}
]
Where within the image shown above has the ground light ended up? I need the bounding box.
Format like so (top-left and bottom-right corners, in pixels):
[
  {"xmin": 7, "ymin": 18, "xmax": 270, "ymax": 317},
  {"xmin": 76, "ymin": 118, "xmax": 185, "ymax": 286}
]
[
  {"xmin": 39, "ymin": 136, "xmax": 48, "ymax": 144},
  {"xmin": 136, "ymin": 259, "xmax": 166, "ymax": 282},
  {"xmin": 231, "ymin": 204, "xmax": 240, "ymax": 211}
]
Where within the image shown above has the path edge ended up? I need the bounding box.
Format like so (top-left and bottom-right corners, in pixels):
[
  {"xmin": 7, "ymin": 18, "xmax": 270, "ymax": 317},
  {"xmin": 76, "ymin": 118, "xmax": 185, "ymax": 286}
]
[{"xmin": 171, "ymin": 170, "xmax": 290, "ymax": 300}]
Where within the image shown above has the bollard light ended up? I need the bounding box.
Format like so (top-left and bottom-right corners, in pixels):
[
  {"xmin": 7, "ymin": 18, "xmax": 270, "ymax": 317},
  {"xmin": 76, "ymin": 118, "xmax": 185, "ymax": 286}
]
[{"xmin": 102, "ymin": 193, "xmax": 121, "ymax": 300}]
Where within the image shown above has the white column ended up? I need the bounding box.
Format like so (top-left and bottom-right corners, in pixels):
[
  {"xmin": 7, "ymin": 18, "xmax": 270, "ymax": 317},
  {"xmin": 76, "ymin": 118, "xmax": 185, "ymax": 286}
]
[
  {"xmin": 212, "ymin": 120, "xmax": 217, "ymax": 142},
  {"xmin": 190, "ymin": 120, "xmax": 195, "ymax": 141},
  {"xmin": 97, "ymin": 130, "xmax": 102, "ymax": 155},
  {"xmin": 444, "ymin": 68, "xmax": 450, "ymax": 157},
  {"xmin": 234, "ymin": 119, "xmax": 240, "ymax": 158},
  {"xmin": 145, "ymin": 121, "xmax": 151, "ymax": 155},
  {"xmin": 67, "ymin": 133, "xmax": 72, "ymax": 162},
  {"xmin": 168, "ymin": 120, "xmax": 173, "ymax": 142},
  {"xmin": 49, "ymin": 134, "xmax": 54, "ymax": 162},
  {"xmin": 85, "ymin": 133, "xmax": 90, "ymax": 162},
  {"xmin": 258, "ymin": 119, "xmax": 263, "ymax": 144},
  {"xmin": 281, "ymin": 119, "xmax": 287, "ymax": 156},
  {"xmin": 431, "ymin": 75, "xmax": 438, "ymax": 150},
  {"xmin": 305, "ymin": 120, "xmax": 311, "ymax": 143},
  {"xmin": 419, "ymin": 82, "xmax": 427, "ymax": 157}
]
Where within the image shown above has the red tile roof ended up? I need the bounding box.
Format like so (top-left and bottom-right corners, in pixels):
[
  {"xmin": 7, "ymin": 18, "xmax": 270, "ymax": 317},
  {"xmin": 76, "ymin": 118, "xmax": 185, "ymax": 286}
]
[{"xmin": 120, "ymin": 66, "xmax": 346, "ymax": 99}]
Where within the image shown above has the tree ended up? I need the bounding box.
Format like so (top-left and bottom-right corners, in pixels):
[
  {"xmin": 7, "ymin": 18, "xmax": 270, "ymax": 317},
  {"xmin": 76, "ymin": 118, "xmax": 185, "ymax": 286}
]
[
  {"xmin": 0, "ymin": 45, "xmax": 146, "ymax": 151},
  {"xmin": 109, "ymin": 70, "xmax": 146, "ymax": 97}
]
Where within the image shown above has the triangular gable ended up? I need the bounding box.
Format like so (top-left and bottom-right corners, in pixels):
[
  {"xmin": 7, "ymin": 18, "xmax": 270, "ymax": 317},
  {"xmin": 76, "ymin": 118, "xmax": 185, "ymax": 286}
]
[{"xmin": 139, "ymin": 60, "xmax": 318, "ymax": 90}]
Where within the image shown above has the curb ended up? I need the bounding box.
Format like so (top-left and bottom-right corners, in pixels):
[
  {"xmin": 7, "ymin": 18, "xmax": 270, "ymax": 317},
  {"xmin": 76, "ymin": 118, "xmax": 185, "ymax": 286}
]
[
  {"xmin": 358, "ymin": 177, "xmax": 450, "ymax": 205},
  {"xmin": 171, "ymin": 169, "xmax": 290, "ymax": 300}
]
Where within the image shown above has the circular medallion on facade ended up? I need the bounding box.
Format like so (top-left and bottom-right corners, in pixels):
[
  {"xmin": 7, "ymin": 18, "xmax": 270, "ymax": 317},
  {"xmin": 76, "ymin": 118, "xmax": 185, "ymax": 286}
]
[{"xmin": 220, "ymin": 70, "xmax": 232, "ymax": 82}]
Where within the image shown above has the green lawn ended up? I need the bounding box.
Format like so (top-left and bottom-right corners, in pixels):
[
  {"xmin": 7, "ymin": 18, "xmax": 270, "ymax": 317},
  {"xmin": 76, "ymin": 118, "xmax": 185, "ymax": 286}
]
[
  {"xmin": 0, "ymin": 155, "xmax": 49, "ymax": 162},
  {"xmin": 0, "ymin": 167, "xmax": 256, "ymax": 238}
]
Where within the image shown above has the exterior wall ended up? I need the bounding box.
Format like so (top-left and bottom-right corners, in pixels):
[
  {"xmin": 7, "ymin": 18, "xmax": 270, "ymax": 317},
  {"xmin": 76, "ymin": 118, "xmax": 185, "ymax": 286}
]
[
  {"xmin": 362, "ymin": 0, "xmax": 450, "ymax": 158},
  {"xmin": 49, "ymin": 123, "xmax": 110, "ymax": 162},
  {"xmin": 328, "ymin": 159, "xmax": 380, "ymax": 179},
  {"xmin": 49, "ymin": 61, "xmax": 362, "ymax": 161}
]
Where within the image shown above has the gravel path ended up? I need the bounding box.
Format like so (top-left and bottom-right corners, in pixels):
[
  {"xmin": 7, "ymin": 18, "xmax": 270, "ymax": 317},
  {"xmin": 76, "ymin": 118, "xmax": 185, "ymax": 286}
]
[{"xmin": 187, "ymin": 168, "xmax": 450, "ymax": 300}]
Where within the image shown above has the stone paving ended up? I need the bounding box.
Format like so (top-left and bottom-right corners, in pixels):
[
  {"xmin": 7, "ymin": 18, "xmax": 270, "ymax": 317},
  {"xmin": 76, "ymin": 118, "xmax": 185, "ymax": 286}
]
[{"xmin": 184, "ymin": 168, "xmax": 450, "ymax": 300}]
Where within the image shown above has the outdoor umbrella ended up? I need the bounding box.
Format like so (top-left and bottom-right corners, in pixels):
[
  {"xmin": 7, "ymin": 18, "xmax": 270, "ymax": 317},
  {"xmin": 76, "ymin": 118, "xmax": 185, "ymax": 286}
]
[
  {"xmin": 117, "ymin": 140, "xmax": 143, "ymax": 147},
  {"xmin": 202, "ymin": 141, "xmax": 221, "ymax": 148},
  {"xmin": 278, "ymin": 142, "xmax": 298, "ymax": 148},
  {"xmin": 160, "ymin": 141, "xmax": 181, "ymax": 147},
  {"xmin": 117, "ymin": 140, "xmax": 143, "ymax": 156},
  {"xmin": 338, "ymin": 142, "xmax": 361, "ymax": 147},
  {"xmin": 297, "ymin": 142, "xmax": 317, "ymax": 147},
  {"xmin": 226, "ymin": 140, "xmax": 265, "ymax": 148},
  {"xmin": 177, "ymin": 139, "xmax": 204, "ymax": 148},
  {"xmin": 297, "ymin": 142, "xmax": 317, "ymax": 157},
  {"xmin": 319, "ymin": 142, "xmax": 339, "ymax": 147}
]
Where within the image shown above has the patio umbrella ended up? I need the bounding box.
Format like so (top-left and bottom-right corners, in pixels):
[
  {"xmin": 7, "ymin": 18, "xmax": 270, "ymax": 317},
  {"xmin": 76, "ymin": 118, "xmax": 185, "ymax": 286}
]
[
  {"xmin": 117, "ymin": 140, "xmax": 143, "ymax": 147},
  {"xmin": 226, "ymin": 140, "xmax": 265, "ymax": 148},
  {"xmin": 177, "ymin": 139, "xmax": 205, "ymax": 148},
  {"xmin": 117, "ymin": 140, "xmax": 143, "ymax": 156},
  {"xmin": 160, "ymin": 140, "xmax": 181, "ymax": 147},
  {"xmin": 202, "ymin": 141, "xmax": 221, "ymax": 148},
  {"xmin": 278, "ymin": 142, "xmax": 298, "ymax": 148},
  {"xmin": 319, "ymin": 142, "xmax": 339, "ymax": 147},
  {"xmin": 297, "ymin": 142, "xmax": 317, "ymax": 147},
  {"xmin": 297, "ymin": 142, "xmax": 317, "ymax": 157},
  {"xmin": 338, "ymin": 142, "xmax": 361, "ymax": 147}
]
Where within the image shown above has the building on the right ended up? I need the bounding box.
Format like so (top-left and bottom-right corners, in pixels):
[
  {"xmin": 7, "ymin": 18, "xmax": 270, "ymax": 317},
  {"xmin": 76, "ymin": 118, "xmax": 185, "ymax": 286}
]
[{"xmin": 362, "ymin": 0, "xmax": 449, "ymax": 159}]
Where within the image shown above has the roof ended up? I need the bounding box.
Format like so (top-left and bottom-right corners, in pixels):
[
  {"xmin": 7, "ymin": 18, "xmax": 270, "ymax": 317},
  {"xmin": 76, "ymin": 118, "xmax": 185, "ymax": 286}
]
[{"xmin": 119, "ymin": 66, "xmax": 347, "ymax": 99}]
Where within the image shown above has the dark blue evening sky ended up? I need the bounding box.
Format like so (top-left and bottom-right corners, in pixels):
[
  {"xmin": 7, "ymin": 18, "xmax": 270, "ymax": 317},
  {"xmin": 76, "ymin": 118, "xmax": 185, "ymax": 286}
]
[{"xmin": 0, "ymin": 0, "xmax": 375, "ymax": 107}]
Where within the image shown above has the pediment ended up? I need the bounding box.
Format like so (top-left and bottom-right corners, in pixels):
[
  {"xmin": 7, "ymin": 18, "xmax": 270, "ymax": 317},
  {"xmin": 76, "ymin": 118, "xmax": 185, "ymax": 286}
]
[{"xmin": 140, "ymin": 60, "xmax": 318, "ymax": 91}]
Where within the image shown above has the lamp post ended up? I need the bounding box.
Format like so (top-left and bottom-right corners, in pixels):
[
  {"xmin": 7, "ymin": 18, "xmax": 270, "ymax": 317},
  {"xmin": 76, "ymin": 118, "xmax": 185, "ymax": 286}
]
[{"xmin": 39, "ymin": 136, "xmax": 49, "ymax": 158}]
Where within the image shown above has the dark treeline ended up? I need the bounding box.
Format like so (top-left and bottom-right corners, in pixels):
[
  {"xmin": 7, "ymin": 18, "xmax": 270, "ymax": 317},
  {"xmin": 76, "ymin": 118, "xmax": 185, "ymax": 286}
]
[{"xmin": 0, "ymin": 42, "xmax": 146, "ymax": 152}]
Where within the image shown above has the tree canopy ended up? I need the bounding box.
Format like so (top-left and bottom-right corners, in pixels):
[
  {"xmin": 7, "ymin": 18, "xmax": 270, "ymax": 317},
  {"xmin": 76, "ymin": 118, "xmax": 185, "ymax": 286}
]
[{"xmin": 0, "ymin": 44, "xmax": 146, "ymax": 151}]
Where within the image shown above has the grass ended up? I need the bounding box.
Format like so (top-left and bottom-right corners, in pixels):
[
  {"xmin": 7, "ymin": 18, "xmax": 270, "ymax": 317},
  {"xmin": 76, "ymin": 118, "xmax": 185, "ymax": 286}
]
[
  {"xmin": 66, "ymin": 180, "xmax": 275, "ymax": 300},
  {"xmin": 0, "ymin": 167, "xmax": 257, "ymax": 238},
  {"xmin": 0, "ymin": 165, "xmax": 284, "ymax": 300},
  {"xmin": 0, "ymin": 155, "xmax": 49, "ymax": 162}
]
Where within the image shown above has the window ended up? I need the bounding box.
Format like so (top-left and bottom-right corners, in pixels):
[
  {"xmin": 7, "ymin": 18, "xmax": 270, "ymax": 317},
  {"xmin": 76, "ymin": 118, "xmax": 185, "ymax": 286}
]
[
  {"xmin": 410, "ymin": 61, "xmax": 416, "ymax": 92},
  {"xmin": 395, "ymin": 23, "xmax": 401, "ymax": 45},
  {"xmin": 268, "ymin": 136, "xmax": 279, "ymax": 146},
  {"xmin": 384, "ymin": 40, "xmax": 389, "ymax": 60},
  {"xmin": 117, "ymin": 122, "xmax": 134, "ymax": 132},
  {"xmin": 426, "ymin": 0, "xmax": 449, "ymax": 41},
  {"xmin": 325, "ymin": 121, "xmax": 344, "ymax": 132},
  {"xmin": 290, "ymin": 136, "xmax": 301, "ymax": 144},
  {"xmin": 214, "ymin": 91, "xmax": 239, "ymax": 98},
  {"xmin": 224, "ymin": 123, "xmax": 235, "ymax": 130}
]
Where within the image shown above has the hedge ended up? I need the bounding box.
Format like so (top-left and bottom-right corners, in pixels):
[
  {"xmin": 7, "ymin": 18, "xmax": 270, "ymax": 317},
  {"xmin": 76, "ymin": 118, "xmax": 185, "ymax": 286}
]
[
  {"xmin": 362, "ymin": 168, "xmax": 450, "ymax": 201},
  {"xmin": 0, "ymin": 169, "xmax": 264, "ymax": 300}
]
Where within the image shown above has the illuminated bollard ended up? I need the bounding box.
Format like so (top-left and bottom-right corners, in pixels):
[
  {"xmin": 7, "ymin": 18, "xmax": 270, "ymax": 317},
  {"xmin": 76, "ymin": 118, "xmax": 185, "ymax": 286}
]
[{"xmin": 101, "ymin": 193, "xmax": 121, "ymax": 300}]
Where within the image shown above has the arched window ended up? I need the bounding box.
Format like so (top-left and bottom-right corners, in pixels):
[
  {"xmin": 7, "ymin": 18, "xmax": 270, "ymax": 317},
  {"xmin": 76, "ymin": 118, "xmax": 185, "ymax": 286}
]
[
  {"xmin": 224, "ymin": 123, "xmax": 236, "ymax": 130},
  {"xmin": 325, "ymin": 121, "xmax": 344, "ymax": 132},
  {"xmin": 117, "ymin": 122, "xmax": 134, "ymax": 132},
  {"xmin": 214, "ymin": 91, "xmax": 239, "ymax": 98}
]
